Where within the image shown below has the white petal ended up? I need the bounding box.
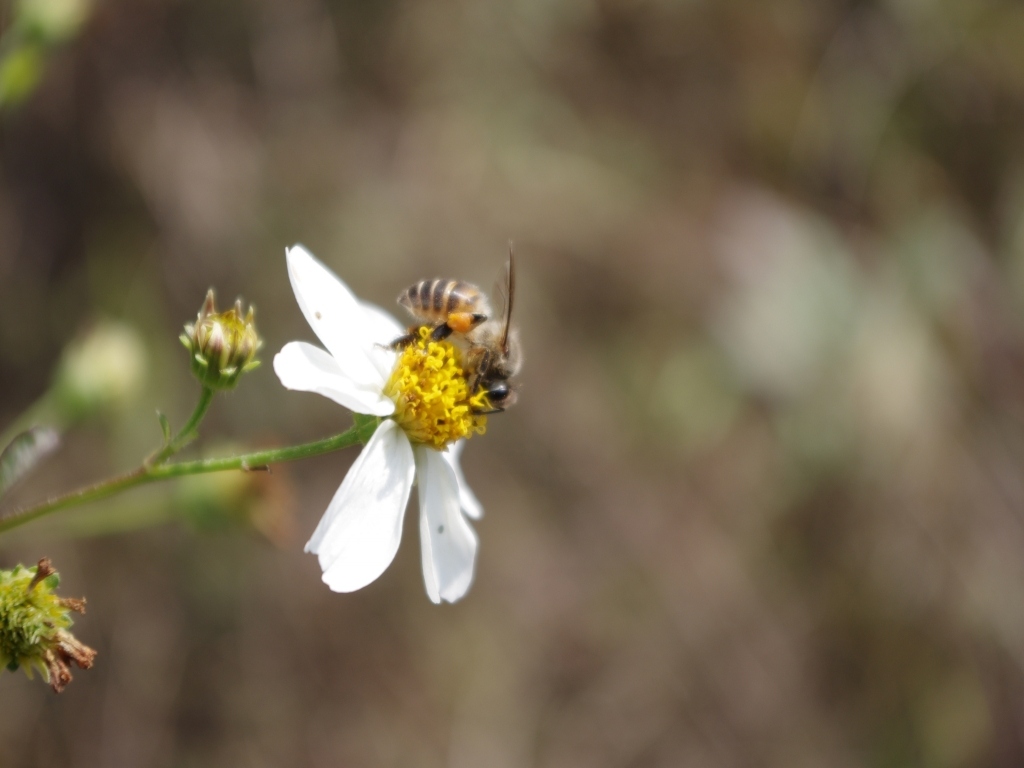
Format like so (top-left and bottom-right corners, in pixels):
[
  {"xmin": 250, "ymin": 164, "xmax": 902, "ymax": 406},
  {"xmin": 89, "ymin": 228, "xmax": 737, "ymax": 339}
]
[
  {"xmin": 360, "ymin": 301, "xmax": 403, "ymax": 381},
  {"xmin": 274, "ymin": 342, "xmax": 395, "ymax": 416},
  {"xmin": 306, "ymin": 420, "xmax": 415, "ymax": 593},
  {"xmin": 442, "ymin": 440, "xmax": 483, "ymax": 519},
  {"xmin": 285, "ymin": 245, "xmax": 386, "ymax": 390},
  {"xmin": 360, "ymin": 300, "xmax": 405, "ymax": 343},
  {"xmin": 416, "ymin": 445, "xmax": 478, "ymax": 604}
]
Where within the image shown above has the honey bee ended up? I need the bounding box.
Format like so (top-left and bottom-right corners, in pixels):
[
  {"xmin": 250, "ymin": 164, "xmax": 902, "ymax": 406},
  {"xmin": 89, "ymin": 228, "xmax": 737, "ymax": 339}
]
[{"xmin": 393, "ymin": 248, "xmax": 522, "ymax": 412}]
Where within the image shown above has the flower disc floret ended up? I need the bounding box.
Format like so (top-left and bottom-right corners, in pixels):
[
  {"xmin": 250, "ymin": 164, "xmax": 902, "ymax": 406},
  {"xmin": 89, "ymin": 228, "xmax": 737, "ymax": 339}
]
[{"xmin": 384, "ymin": 328, "xmax": 489, "ymax": 449}]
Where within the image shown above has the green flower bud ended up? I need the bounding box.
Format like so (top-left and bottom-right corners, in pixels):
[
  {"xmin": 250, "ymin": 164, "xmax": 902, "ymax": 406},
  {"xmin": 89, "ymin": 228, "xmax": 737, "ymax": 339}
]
[
  {"xmin": 181, "ymin": 290, "xmax": 262, "ymax": 391},
  {"xmin": 18, "ymin": 0, "xmax": 91, "ymax": 43},
  {"xmin": 172, "ymin": 444, "xmax": 296, "ymax": 544},
  {"xmin": 0, "ymin": 558, "xmax": 96, "ymax": 693},
  {"xmin": 54, "ymin": 321, "xmax": 147, "ymax": 422}
]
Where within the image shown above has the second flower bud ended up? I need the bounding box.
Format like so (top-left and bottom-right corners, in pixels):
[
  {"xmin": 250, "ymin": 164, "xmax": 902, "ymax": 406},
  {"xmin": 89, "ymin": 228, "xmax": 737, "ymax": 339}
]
[{"xmin": 181, "ymin": 290, "xmax": 262, "ymax": 390}]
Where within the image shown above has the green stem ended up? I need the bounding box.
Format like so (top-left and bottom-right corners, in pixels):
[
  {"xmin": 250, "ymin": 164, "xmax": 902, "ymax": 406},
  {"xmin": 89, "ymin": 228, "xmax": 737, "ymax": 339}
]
[
  {"xmin": 0, "ymin": 418, "xmax": 380, "ymax": 535},
  {"xmin": 147, "ymin": 386, "xmax": 215, "ymax": 465}
]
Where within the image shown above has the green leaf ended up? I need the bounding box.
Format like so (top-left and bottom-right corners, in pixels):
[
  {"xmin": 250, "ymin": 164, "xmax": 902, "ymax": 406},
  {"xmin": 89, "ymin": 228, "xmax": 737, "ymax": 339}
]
[
  {"xmin": 0, "ymin": 427, "xmax": 59, "ymax": 500},
  {"xmin": 157, "ymin": 410, "xmax": 171, "ymax": 444}
]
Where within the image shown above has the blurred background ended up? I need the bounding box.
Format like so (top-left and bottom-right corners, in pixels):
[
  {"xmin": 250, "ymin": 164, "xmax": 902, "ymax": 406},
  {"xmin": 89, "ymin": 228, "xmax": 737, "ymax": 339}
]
[{"xmin": 2, "ymin": 0, "xmax": 1024, "ymax": 765}]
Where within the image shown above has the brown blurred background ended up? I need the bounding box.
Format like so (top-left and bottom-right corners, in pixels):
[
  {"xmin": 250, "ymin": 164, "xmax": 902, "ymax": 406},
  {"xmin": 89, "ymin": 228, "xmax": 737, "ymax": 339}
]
[{"xmin": 4, "ymin": 0, "xmax": 1024, "ymax": 765}]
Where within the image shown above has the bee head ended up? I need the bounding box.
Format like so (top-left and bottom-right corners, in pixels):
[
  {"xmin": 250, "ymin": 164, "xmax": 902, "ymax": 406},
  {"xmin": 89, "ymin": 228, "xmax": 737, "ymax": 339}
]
[{"xmin": 485, "ymin": 380, "xmax": 517, "ymax": 410}]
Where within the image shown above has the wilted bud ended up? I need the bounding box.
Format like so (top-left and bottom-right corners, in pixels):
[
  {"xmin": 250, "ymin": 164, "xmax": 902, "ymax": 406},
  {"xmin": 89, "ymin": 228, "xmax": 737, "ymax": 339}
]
[
  {"xmin": 180, "ymin": 290, "xmax": 262, "ymax": 390},
  {"xmin": 0, "ymin": 558, "xmax": 96, "ymax": 693},
  {"xmin": 174, "ymin": 443, "xmax": 296, "ymax": 545},
  {"xmin": 54, "ymin": 321, "xmax": 147, "ymax": 422}
]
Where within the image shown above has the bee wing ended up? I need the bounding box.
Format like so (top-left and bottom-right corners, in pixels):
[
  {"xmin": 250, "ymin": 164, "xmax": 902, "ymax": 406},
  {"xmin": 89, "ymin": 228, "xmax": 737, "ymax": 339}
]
[
  {"xmin": 491, "ymin": 269, "xmax": 507, "ymax": 320},
  {"xmin": 499, "ymin": 243, "xmax": 515, "ymax": 354},
  {"xmin": 396, "ymin": 282, "xmax": 420, "ymax": 317}
]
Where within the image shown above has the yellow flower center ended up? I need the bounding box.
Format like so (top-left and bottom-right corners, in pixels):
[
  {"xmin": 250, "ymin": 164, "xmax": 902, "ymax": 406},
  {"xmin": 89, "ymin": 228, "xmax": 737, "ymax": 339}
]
[{"xmin": 384, "ymin": 327, "xmax": 490, "ymax": 449}]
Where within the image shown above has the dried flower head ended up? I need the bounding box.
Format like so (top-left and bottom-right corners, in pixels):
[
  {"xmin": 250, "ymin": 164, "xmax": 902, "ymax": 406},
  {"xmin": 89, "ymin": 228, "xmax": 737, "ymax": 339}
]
[
  {"xmin": 181, "ymin": 289, "xmax": 262, "ymax": 390},
  {"xmin": 0, "ymin": 558, "xmax": 96, "ymax": 693}
]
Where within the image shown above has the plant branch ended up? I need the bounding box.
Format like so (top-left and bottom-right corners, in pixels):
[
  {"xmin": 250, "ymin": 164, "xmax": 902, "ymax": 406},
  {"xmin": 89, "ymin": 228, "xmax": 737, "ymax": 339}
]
[
  {"xmin": 0, "ymin": 418, "xmax": 380, "ymax": 535},
  {"xmin": 147, "ymin": 386, "xmax": 215, "ymax": 465}
]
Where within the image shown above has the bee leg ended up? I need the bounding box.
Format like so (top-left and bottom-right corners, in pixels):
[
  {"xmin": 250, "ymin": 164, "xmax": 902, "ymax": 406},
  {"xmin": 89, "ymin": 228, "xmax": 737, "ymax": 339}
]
[
  {"xmin": 468, "ymin": 348, "xmax": 492, "ymax": 393},
  {"xmin": 430, "ymin": 323, "xmax": 454, "ymax": 341},
  {"xmin": 388, "ymin": 335, "xmax": 416, "ymax": 349},
  {"xmin": 388, "ymin": 327, "xmax": 422, "ymax": 349},
  {"xmin": 472, "ymin": 404, "xmax": 505, "ymax": 415}
]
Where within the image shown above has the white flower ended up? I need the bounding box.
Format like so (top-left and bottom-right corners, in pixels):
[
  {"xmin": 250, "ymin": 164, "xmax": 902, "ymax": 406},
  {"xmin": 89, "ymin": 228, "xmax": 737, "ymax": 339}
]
[{"xmin": 273, "ymin": 245, "xmax": 485, "ymax": 604}]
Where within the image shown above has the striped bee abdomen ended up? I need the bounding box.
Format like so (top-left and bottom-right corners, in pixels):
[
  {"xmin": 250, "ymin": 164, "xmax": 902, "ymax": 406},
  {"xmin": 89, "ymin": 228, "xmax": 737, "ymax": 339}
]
[{"xmin": 398, "ymin": 279, "xmax": 490, "ymax": 324}]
